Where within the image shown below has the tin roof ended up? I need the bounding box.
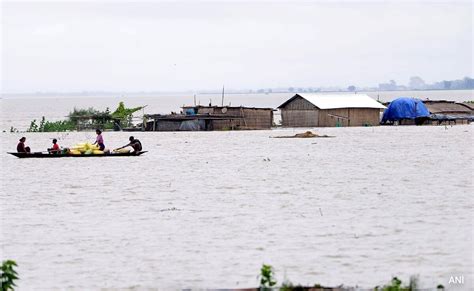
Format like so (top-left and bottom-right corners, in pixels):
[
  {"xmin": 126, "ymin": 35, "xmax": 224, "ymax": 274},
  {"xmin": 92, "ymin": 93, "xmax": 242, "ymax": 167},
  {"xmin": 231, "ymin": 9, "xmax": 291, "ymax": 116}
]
[{"xmin": 278, "ymin": 93, "xmax": 386, "ymax": 109}]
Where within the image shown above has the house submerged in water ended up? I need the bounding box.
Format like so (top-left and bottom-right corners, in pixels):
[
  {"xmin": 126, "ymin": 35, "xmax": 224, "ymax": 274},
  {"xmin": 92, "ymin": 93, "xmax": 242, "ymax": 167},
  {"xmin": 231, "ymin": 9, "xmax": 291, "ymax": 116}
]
[
  {"xmin": 144, "ymin": 105, "xmax": 274, "ymax": 131},
  {"xmin": 278, "ymin": 93, "xmax": 386, "ymax": 127},
  {"xmin": 423, "ymin": 100, "xmax": 473, "ymax": 125},
  {"xmin": 381, "ymin": 98, "xmax": 473, "ymax": 125}
]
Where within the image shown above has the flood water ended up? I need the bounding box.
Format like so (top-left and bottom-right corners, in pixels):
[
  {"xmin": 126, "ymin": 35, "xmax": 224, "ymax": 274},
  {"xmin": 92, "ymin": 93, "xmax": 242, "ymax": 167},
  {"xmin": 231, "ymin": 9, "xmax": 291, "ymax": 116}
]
[{"xmin": 0, "ymin": 92, "xmax": 473, "ymax": 290}]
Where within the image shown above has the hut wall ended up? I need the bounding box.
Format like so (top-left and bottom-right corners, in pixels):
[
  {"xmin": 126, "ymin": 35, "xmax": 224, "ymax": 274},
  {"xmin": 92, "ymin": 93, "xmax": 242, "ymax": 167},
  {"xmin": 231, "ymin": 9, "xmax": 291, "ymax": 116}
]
[
  {"xmin": 283, "ymin": 96, "xmax": 317, "ymax": 110},
  {"xmin": 198, "ymin": 107, "xmax": 273, "ymax": 129},
  {"xmin": 318, "ymin": 108, "xmax": 380, "ymax": 127},
  {"xmin": 279, "ymin": 95, "xmax": 383, "ymax": 127},
  {"xmin": 280, "ymin": 97, "xmax": 319, "ymax": 127},
  {"xmin": 155, "ymin": 120, "xmax": 183, "ymax": 131},
  {"xmin": 281, "ymin": 109, "xmax": 319, "ymax": 127},
  {"xmin": 426, "ymin": 119, "xmax": 470, "ymax": 125},
  {"xmin": 196, "ymin": 107, "xmax": 215, "ymax": 114},
  {"xmin": 240, "ymin": 108, "xmax": 273, "ymax": 129},
  {"xmin": 317, "ymin": 109, "xmax": 349, "ymax": 127},
  {"xmin": 347, "ymin": 108, "xmax": 381, "ymax": 126},
  {"xmin": 281, "ymin": 108, "xmax": 380, "ymax": 127}
]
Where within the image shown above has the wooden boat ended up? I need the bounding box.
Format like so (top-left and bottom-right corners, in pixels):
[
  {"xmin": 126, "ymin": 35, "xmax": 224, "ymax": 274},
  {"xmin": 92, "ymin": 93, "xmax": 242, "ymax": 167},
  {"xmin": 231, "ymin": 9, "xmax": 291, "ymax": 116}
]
[{"xmin": 8, "ymin": 151, "xmax": 147, "ymax": 159}]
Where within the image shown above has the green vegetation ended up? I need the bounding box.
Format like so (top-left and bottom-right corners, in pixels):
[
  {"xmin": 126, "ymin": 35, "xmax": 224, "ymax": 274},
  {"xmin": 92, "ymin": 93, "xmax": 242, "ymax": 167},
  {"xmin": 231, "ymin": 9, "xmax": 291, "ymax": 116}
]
[
  {"xmin": 258, "ymin": 264, "xmax": 444, "ymax": 291},
  {"xmin": 280, "ymin": 282, "xmax": 305, "ymax": 291},
  {"xmin": 27, "ymin": 116, "xmax": 76, "ymax": 132},
  {"xmin": 111, "ymin": 102, "xmax": 144, "ymax": 122},
  {"xmin": 25, "ymin": 102, "xmax": 144, "ymax": 132},
  {"xmin": 1, "ymin": 260, "xmax": 19, "ymax": 291},
  {"xmin": 259, "ymin": 264, "xmax": 277, "ymax": 290},
  {"xmin": 374, "ymin": 276, "xmax": 418, "ymax": 291}
]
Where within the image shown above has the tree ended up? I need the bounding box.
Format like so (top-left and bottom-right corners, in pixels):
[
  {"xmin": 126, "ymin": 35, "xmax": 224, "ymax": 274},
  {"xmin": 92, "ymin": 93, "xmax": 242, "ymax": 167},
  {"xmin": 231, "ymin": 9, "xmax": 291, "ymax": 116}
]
[
  {"xmin": 463, "ymin": 77, "xmax": 474, "ymax": 89},
  {"xmin": 443, "ymin": 81, "xmax": 452, "ymax": 89},
  {"xmin": 409, "ymin": 76, "xmax": 426, "ymax": 90},
  {"xmin": 347, "ymin": 85, "xmax": 356, "ymax": 92}
]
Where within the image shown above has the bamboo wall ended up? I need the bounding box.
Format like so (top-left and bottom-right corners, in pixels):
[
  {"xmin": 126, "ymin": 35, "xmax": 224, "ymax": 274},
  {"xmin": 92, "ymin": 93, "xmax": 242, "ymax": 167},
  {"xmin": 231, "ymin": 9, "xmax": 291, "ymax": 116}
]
[
  {"xmin": 282, "ymin": 97, "xmax": 317, "ymax": 110},
  {"xmin": 280, "ymin": 97, "xmax": 381, "ymax": 127},
  {"xmin": 281, "ymin": 110, "xmax": 319, "ymax": 127},
  {"xmin": 318, "ymin": 108, "xmax": 380, "ymax": 127},
  {"xmin": 154, "ymin": 120, "xmax": 182, "ymax": 131},
  {"xmin": 198, "ymin": 107, "xmax": 273, "ymax": 130}
]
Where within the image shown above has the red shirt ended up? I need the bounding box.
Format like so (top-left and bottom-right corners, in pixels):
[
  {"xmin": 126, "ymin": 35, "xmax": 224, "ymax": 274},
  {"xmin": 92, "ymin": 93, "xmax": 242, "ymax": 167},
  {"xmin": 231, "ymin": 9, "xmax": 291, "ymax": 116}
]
[{"xmin": 52, "ymin": 144, "xmax": 60, "ymax": 151}]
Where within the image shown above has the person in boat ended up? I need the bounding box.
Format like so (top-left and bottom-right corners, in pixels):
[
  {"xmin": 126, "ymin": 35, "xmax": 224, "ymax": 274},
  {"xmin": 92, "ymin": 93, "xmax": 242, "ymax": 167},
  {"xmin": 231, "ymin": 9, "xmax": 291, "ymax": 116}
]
[
  {"xmin": 115, "ymin": 136, "xmax": 142, "ymax": 153},
  {"xmin": 17, "ymin": 137, "xmax": 31, "ymax": 153},
  {"xmin": 48, "ymin": 138, "xmax": 61, "ymax": 154},
  {"xmin": 92, "ymin": 129, "xmax": 105, "ymax": 151}
]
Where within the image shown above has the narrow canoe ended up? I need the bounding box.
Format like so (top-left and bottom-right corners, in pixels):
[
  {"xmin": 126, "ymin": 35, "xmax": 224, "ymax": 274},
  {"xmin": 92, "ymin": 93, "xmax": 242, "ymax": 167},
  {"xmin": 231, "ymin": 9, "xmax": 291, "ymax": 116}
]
[{"xmin": 8, "ymin": 151, "xmax": 147, "ymax": 159}]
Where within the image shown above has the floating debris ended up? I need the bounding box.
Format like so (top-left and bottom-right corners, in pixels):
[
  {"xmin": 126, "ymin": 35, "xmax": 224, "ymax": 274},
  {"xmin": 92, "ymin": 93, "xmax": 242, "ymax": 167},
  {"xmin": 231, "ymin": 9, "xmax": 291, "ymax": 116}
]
[
  {"xmin": 159, "ymin": 207, "xmax": 181, "ymax": 212},
  {"xmin": 272, "ymin": 131, "xmax": 334, "ymax": 138}
]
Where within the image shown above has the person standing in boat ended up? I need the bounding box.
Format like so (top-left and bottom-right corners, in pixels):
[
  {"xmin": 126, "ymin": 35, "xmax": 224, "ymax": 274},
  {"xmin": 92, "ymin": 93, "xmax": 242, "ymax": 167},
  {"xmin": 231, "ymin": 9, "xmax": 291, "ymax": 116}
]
[
  {"xmin": 17, "ymin": 137, "xmax": 31, "ymax": 153},
  {"xmin": 115, "ymin": 136, "xmax": 142, "ymax": 153},
  {"xmin": 92, "ymin": 129, "xmax": 105, "ymax": 151},
  {"xmin": 48, "ymin": 138, "xmax": 61, "ymax": 154}
]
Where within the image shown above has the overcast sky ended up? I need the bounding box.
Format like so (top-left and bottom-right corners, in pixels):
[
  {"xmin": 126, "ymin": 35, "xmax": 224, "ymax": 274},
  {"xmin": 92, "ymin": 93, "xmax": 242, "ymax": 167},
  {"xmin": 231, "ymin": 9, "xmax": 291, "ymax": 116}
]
[{"xmin": 1, "ymin": 1, "xmax": 472, "ymax": 93}]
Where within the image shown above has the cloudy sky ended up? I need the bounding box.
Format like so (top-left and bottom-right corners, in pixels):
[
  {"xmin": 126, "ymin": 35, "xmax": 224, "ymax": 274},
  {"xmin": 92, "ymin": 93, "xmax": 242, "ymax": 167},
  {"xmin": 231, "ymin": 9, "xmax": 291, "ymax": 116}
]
[{"xmin": 1, "ymin": 1, "xmax": 472, "ymax": 93}]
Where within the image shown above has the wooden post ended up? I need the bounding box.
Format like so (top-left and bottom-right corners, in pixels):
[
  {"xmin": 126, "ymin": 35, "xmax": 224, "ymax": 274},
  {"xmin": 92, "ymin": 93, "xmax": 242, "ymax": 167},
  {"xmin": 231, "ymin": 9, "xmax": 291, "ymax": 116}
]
[{"xmin": 221, "ymin": 85, "xmax": 225, "ymax": 106}]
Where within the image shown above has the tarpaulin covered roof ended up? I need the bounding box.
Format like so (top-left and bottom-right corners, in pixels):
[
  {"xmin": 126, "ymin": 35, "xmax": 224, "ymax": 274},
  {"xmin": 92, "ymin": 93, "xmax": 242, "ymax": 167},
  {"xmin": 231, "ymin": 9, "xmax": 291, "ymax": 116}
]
[
  {"xmin": 381, "ymin": 97, "xmax": 430, "ymax": 123},
  {"xmin": 278, "ymin": 93, "xmax": 386, "ymax": 110}
]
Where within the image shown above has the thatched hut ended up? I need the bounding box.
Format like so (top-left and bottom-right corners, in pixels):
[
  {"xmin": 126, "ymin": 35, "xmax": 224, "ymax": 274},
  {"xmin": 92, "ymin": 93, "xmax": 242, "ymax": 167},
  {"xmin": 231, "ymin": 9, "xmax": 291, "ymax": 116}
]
[
  {"xmin": 423, "ymin": 100, "xmax": 473, "ymax": 125},
  {"xmin": 278, "ymin": 94, "xmax": 385, "ymax": 127}
]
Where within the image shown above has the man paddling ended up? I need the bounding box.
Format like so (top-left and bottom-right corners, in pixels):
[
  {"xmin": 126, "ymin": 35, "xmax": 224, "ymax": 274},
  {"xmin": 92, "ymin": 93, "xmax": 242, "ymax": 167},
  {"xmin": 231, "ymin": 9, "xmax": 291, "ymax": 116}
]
[{"xmin": 115, "ymin": 136, "xmax": 142, "ymax": 153}]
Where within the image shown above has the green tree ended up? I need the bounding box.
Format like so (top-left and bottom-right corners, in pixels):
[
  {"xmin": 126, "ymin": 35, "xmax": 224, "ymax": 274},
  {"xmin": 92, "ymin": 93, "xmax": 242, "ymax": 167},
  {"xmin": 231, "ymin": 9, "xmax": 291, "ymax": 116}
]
[
  {"xmin": 259, "ymin": 264, "xmax": 277, "ymax": 290},
  {"xmin": 1, "ymin": 260, "xmax": 19, "ymax": 290}
]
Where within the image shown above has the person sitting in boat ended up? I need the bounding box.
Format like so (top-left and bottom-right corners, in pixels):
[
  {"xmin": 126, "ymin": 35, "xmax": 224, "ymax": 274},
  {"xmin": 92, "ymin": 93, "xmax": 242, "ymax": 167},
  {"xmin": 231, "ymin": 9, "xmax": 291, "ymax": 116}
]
[
  {"xmin": 48, "ymin": 138, "xmax": 61, "ymax": 154},
  {"xmin": 17, "ymin": 137, "xmax": 31, "ymax": 153},
  {"xmin": 92, "ymin": 129, "xmax": 105, "ymax": 151},
  {"xmin": 115, "ymin": 136, "xmax": 142, "ymax": 153}
]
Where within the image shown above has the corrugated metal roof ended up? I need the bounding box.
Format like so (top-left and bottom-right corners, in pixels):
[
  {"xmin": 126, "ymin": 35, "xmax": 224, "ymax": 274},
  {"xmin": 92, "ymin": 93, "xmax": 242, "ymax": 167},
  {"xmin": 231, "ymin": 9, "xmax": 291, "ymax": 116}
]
[{"xmin": 279, "ymin": 93, "xmax": 386, "ymax": 109}]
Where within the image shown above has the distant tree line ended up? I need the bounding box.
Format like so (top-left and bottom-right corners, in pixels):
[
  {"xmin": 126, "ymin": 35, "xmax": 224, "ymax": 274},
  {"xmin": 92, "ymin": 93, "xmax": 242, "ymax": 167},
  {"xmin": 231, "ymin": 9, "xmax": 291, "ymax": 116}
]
[
  {"xmin": 249, "ymin": 76, "xmax": 474, "ymax": 94},
  {"xmin": 377, "ymin": 76, "xmax": 474, "ymax": 91}
]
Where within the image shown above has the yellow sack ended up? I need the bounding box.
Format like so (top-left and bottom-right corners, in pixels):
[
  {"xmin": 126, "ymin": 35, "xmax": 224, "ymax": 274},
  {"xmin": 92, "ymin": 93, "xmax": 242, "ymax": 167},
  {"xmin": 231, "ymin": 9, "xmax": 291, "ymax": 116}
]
[
  {"xmin": 84, "ymin": 149, "xmax": 93, "ymax": 155},
  {"xmin": 93, "ymin": 150, "xmax": 104, "ymax": 155},
  {"xmin": 70, "ymin": 150, "xmax": 81, "ymax": 155}
]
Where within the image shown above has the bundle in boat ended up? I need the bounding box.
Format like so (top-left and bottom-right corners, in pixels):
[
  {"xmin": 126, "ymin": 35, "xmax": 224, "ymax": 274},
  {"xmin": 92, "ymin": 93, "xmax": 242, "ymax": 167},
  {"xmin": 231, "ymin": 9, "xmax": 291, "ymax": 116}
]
[{"xmin": 70, "ymin": 142, "xmax": 104, "ymax": 155}]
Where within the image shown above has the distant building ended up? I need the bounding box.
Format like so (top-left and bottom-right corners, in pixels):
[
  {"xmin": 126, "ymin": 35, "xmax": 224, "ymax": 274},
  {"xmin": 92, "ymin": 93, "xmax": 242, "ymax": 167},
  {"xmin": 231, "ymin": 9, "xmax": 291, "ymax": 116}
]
[{"xmin": 278, "ymin": 94, "xmax": 386, "ymax": 127}]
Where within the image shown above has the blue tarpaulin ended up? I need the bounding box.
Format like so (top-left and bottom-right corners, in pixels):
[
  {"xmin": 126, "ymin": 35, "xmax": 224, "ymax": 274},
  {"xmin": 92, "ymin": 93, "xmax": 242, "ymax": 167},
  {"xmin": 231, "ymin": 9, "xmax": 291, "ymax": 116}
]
[{"xmin": 381, "ymin": 97, "xmax": 430, "ymax": 123}]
